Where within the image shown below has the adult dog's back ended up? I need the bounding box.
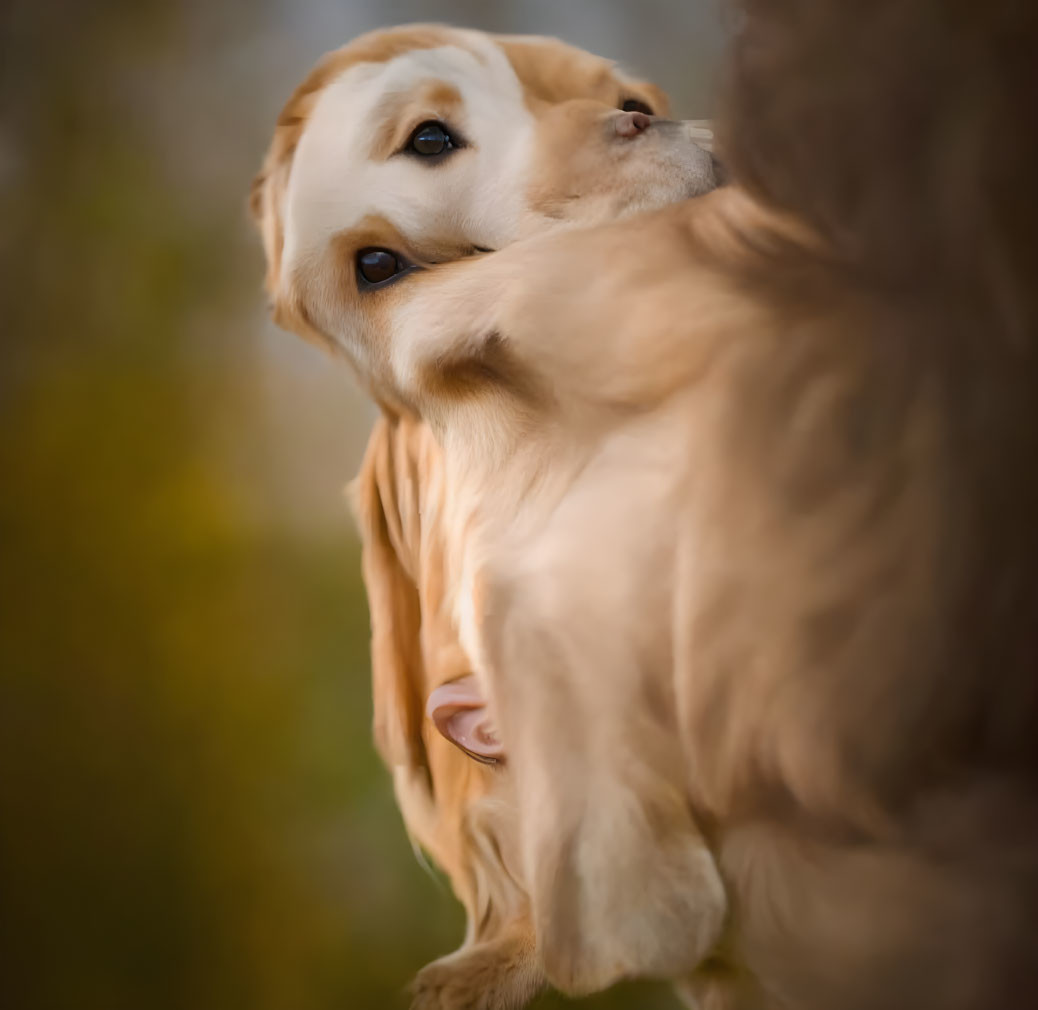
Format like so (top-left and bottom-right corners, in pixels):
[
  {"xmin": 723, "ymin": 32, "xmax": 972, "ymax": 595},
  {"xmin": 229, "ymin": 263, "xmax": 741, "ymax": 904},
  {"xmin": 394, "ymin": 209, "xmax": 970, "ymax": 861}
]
[{"xmin": 682, "ymin": 2, "xmax": 1038, "ymax": 1006}]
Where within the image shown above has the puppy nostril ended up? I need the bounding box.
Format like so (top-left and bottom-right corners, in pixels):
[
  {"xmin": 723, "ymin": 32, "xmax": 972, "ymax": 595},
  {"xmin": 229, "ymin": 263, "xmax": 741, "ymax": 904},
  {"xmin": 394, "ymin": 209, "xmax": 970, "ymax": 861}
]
[{"xmin": 615, "ymin": 110, "xmax": 652, "ymax": 138}]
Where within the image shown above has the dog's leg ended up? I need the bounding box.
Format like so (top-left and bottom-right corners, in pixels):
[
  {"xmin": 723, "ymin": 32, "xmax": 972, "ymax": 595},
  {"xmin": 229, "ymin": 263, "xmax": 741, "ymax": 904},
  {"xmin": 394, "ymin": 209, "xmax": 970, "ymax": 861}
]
[
  {"xmin": 388, "ymin": 225, "xmax": 728, "ymax": 995},
  {"xmin": 481, "ymin": 584, "xmax": 727, "ymax": 996}
]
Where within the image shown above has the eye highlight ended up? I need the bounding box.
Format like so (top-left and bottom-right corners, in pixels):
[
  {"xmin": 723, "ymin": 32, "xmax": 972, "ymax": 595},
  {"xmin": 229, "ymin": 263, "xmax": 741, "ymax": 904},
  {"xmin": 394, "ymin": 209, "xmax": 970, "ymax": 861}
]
[
  {"xmin": 407, "ymin": 120, "xmax": 460, "ymax": 158},
  {"xmin": 356, "ymin": 248, "xmax": 411, "ymax": 287},
  {"xmin": 621, "ymin": 98, "xmax": 655, "ymax": 116}
]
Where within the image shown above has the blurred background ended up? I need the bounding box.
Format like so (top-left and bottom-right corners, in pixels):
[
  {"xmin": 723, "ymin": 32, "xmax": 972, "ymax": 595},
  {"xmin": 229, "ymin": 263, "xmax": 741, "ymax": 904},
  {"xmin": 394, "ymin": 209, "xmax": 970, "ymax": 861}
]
[{"xmin": 0, "ymin": 1, "xmax": 723, "ymax": 1007}]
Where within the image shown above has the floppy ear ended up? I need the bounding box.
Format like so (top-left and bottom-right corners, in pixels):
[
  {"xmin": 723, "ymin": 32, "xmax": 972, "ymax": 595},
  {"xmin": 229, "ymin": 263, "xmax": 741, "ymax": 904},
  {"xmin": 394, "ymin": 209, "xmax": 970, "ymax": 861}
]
[
  {"xmin": 350, "ymin": 417, "xmax": 429, "ymax": 774},
  {"xmin": 426, "ymin": 675, "xmax": 505, "ymax": 765},
  {"xmin": 250, "ymin": 49, "xmax": 353, "ymax": 344},
  {"xmin": 249, "ymin": 143, "xmax": 291, "ymax": 309}
]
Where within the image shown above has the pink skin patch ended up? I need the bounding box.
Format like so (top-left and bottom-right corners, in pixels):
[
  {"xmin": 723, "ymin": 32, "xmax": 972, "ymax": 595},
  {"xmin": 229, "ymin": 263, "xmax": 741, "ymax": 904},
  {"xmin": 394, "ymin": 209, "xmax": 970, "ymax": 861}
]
[
  {"xmin": 614, "ymin": 110, "xmax": 652, "ymax": 137},
  {"xmin": 426, "ymin": 675, "xmax": 505, "ymax": 765}
]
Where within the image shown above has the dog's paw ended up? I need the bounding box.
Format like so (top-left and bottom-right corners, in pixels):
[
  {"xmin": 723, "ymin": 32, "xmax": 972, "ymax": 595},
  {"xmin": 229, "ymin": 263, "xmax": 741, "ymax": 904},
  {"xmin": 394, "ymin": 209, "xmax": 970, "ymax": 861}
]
[
  {"xmin": 410, "ymin": 930, "xmax": 544, "ymax": 1010},
  {"xmin": 532, "ymin": 786, "xmax": 728, "ymax": 995}
]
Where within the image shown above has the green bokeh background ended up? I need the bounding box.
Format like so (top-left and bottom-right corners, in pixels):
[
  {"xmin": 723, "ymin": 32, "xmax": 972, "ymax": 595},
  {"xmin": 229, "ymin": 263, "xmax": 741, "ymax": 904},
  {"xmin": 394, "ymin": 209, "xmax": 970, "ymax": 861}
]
[{"xmin": 0, "ymin": 2, "xmax": 721, "ymax": 1007}]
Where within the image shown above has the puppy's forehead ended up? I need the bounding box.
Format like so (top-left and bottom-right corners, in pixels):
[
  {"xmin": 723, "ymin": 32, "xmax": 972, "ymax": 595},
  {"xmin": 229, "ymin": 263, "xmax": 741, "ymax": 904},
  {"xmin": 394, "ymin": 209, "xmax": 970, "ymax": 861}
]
[{"xmin": 284, "ymin": 40, "xmax": 530, "ymax": 268}]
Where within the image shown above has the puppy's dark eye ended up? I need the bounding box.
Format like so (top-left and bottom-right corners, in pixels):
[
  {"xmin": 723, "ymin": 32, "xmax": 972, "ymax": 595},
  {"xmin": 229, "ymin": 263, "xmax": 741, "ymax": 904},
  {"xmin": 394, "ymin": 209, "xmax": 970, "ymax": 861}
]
[
  {"xmin": 621, "ymin": 98, "xmax": 654, "ymax": 116},
  {"xmin": 357, "ymin": 248, "xmax": 405, "ymax": 286},
  {"xmin": 409, "ymin": 121, "xmax": 453, "ymax": 156}
]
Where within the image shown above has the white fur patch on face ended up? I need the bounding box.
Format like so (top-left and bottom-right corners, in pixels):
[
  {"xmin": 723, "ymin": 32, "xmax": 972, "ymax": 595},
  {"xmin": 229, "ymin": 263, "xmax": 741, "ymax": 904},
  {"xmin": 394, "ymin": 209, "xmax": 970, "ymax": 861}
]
[{"xmin": 282, "ymin": 37, "xmax": 535, "ymax": 283}]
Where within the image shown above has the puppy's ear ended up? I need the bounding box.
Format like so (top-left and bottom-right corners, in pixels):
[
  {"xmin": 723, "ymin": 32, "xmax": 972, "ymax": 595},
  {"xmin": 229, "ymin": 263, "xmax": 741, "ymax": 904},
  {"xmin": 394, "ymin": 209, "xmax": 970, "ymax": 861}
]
[
  {"xmin": 426, "ymin": 675, "xmax": 505, "ymax": 764},
  {"xmin": 350, "ymin": 417, "xmax": 428, "ymax": 774},
  {"xmin": 250, "ymin": 49, "xmax": 347, "ymax": 336},
  {"xmin": 249, "ymin": 154, "xmax": 290, "ymax": 309}
]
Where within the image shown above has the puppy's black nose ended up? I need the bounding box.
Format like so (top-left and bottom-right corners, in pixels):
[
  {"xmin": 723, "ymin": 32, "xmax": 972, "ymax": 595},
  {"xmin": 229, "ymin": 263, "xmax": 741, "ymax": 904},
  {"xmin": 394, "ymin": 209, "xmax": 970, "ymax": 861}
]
[{"xmin": 615, "ymin": 110, "xmax": 652, "ymax": 138}]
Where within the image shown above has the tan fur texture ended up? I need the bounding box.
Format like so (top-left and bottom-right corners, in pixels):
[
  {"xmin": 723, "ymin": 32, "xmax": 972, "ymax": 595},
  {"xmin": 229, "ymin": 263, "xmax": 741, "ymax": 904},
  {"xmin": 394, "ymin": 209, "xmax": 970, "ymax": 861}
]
[
  {"xmin": 254, "ymin": 25, "xmax": 719, "ymax": 1008},
  {"xmin": 381, "ymin": 160, "xmax": 1038, "ymax": 1004},
  {"xmin": 352, "ymin": 414, "xmax": 542, "ymax": 1009},
  {"xmin": 258, "ymin": 5, "xmax": 1038, "ymax": 1008},
  {"xmin": 249, "ymin": 24, "xmax": 715, "ymax": 381},
  {"xmin": 249, "ymin": 25, "xmax": 463, "ymax": 300}
]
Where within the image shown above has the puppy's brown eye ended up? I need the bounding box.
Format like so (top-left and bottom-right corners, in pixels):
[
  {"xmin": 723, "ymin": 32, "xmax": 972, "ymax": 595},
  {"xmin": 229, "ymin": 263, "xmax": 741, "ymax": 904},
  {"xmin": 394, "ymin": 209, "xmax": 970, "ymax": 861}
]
[
  {"xmin": 621, "ymin": 98, "xmax": 654, "ymax": 116},
  {"xmin": 410, "ymin": 121, "xmax": 452, "ymax": 156},
  {"xmin": 357, "ymin": 248, "xmax": 404, "ymax": 286}
]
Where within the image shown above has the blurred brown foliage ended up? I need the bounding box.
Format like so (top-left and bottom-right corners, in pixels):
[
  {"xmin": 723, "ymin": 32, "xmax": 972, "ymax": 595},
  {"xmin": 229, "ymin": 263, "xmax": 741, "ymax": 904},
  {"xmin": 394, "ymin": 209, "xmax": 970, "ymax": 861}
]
[{"xmin": 0, "ymin": 1, "xmax": 717, "ymax": 1007}]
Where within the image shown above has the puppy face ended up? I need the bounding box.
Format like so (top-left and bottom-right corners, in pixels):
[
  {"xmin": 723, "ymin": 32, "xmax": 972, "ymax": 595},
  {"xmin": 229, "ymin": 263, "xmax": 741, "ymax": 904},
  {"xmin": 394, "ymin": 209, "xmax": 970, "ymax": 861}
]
[{"xmin": 251, "ymin": 24, "xmax": 718, "ymax": 392}]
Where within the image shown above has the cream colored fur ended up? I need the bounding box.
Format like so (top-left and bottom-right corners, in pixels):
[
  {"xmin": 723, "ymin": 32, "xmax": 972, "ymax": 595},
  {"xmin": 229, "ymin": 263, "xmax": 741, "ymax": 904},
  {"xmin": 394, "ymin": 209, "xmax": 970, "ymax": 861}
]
[
  {"xmin": 256, "ymin": 11, "xmax": 1038, "ymax": 1010},
  {"xmin": 256, "ymin": 23, "xmax": 722, "ymax": 1009}
]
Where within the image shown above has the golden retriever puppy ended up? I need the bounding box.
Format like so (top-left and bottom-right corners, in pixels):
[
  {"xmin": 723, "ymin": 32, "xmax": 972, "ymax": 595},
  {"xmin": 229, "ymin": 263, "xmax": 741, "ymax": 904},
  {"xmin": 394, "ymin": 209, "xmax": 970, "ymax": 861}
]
[
  {"xmin": 251, "ymin": 23, "xmax": 720, "ymax": 1008},
  {"xmin": 259, "ymin": 2, "xmax": 1038, "ymax": 1008},
  {"xmin": 249, "ymin": 23, "xmax": 717, "ymax": 372}
]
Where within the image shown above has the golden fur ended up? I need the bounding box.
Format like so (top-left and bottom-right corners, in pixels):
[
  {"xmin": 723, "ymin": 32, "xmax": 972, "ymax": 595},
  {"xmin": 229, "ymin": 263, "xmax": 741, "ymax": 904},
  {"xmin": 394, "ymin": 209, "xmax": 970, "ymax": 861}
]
[
  {"xmin": 255, "ymin": 6, "xmax": 1038, "ymax": 1009},
  {"xmin": 252, "ymin": 24, "xmax": 720, "ymax": 1007},
  {"xmin": 352, "ymin": 414, "xmax": 542, "ymax": 1009},
  {"xmin": 250, "ymin": 25, "xmax": 715, "ymax": 392}
]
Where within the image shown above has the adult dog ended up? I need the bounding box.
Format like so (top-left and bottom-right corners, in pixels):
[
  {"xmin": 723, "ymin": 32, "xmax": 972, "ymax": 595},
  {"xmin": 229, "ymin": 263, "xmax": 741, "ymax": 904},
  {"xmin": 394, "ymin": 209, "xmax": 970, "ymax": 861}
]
[{"xmin": 255, "ymin": 5, "xmax": 1038, "ymax": 1009}]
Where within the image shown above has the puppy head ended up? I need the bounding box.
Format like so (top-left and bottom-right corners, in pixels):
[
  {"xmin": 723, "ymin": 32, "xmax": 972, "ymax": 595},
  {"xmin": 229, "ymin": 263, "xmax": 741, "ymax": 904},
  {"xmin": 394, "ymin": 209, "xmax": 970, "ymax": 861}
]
[
  {"xmin": 351, "ymin": 413, "xmax": 542, "ymax": 1005},
  {"xmin": 251, "ymin": 24, "xmax": 718, "ymax": 388}
]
